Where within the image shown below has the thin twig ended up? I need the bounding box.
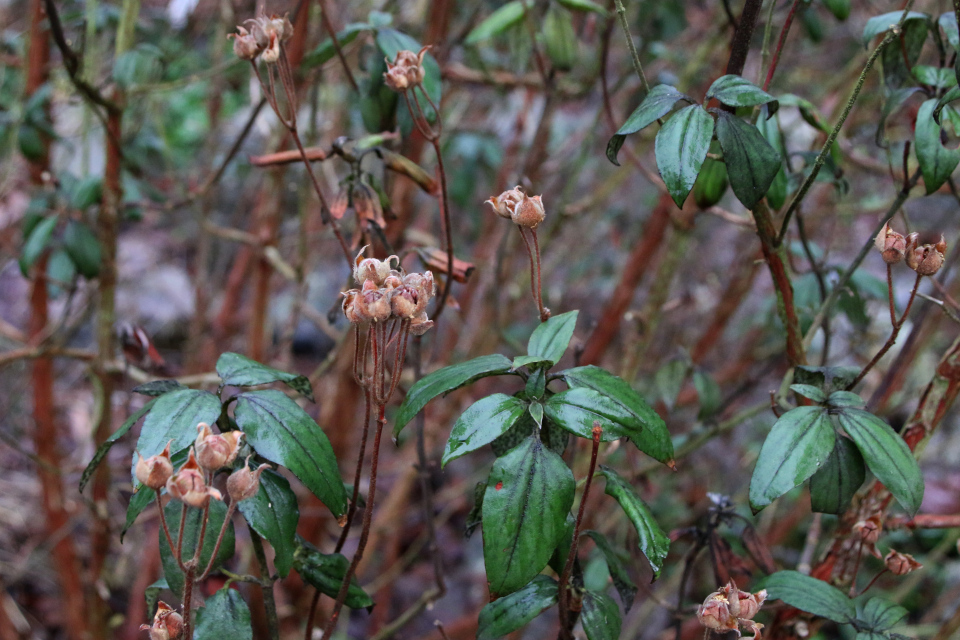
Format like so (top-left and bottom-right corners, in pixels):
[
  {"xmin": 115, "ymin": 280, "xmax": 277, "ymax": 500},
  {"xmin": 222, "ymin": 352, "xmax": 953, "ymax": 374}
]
[{"xmin": 612, "ymin": 0, "xmax": 650, "ymax": 93}]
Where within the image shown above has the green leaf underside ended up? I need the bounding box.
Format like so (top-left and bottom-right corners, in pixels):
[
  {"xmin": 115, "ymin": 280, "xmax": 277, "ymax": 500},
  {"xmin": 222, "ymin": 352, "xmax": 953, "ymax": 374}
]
[
  {"xmin": 236, "ymin": 469, "xmax": 299, "ymax": 577},
  {"xmin": 581, "ymin": 590, "xmax": 622, "ymax": 640},
  {"xmin": 655, "ymin": 104, "xmax": 714, "ymax": 207},
  {"xmin": 483, "ymin": 437, "xmax": 575, "ymax": 597},
  {"xmin": 561, "ymin": 366, "xmax": 673, "ymax": 464},
  {"xmin": 476, "ymin": 575, "xmax": 558, "ymax": 640},
  {"xmin": 159, "ymin": 499, "xmax": 235, "ymax": 595},
  {"xmin": 598, "ymin": 466, "xmax": 670, "ymax": 578},
  {"xmin": 809, "ymin": 436, "xmax": 866, "ymax": 514},
  {"xmin": 133, "ymin": 379, "xmax": 186, "ymax": 396},
  {"xmin": 606, "ymin": 84, "xmax": 690, "ymax": 165},
  {"xmin": 234, "ymin": 390, "xmax": 347, "ymax": 517},
  {"xmin": 584, "ymin": 530, "xmax": 637, "ymax": 612},
  {"xmin": 828, "ymin": 391, "xmax": 866, "ymax": 408},
  {"xmin": 557, "ymin": 0, "xmax": 606, "ymax": 14},
  {"xmin": 715, "ymin": 110, "xmax": 782, "ymax": 210},
  {"xmin": 528, "ymin": 310, "xmax": 579, "ymax": 364},
  {"xmin": 915, "ymin": 99, "xmax": 960, "ymax": 194},
  {"xmin": 765, "ymin": 570, "xmax": 856, "ymax": 623},
  {"xmin": 293, "ymin": 539, "xmax": 374, "ymax": 609},
  {"xmin": 394, "ymin": 354, "xmax": 514, "ymax": 437},
  {"xmin": 790, "ymin": 384, "xmax": 826, "ymax": 403},
  {"xmin": 81, "ymin": 398, "xmax": 156, "ymax": 493},
  {"xmin": 465, "ymin": 1, "xmax": 527, "ymax": 44},
  {"xmin": 834, "ymin": 409, "xmax": 924, "ymax": 515},
  {"xmin": 862, "ymin": 11, "xmax": 929, "ymax": 47},
  {"xmin": 749, "ymin": 406, "xmax": 835, "ymax": 512},
  {"xmin": 216, "ymin": 352, "xmax": 314, "ymax": 402},
  {"xmin": 442, "ymin": 394, "xmax": 528, "ymax": 467},
  {"xmin": 133, "ymin": 389, "xmax": 221, "ymax": 480},
  {"xmin": 707, "ymin": 75, "xmax": 779, "ymax": 114},
  {"xmin": 862, "ymin": 597, "xmax": 908, "ymax": 631},
  {"xmin": 512, "ymin": 355, "xmax": 554, "ymax": 370},
  {"xmin": 194, "ymin": 588, "xmax": 253, "ymax": 640}
]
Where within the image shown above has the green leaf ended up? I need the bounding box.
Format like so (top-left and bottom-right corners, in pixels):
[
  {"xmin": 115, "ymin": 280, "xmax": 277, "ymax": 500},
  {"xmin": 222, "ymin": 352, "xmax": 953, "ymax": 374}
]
[
  {"xmin": 562, "ymin": 366, "xmax": 673, "ymax": 464},
  {"xmin": 512, "ymin": 355, "xmax": 554, "ymax": 370},
  {"xmin": 862, "ymin": 597, "xmax": 908, "ymax": 631},
  {"xmin": 913, "ymin": 65, "xmax": 957, "ymax": 89},
  {"xmin": 133, "ymin": 380, "xmax": 187, "ymax": 397},
  {"xmin": 303, "ymin": 23, "xmax": 368, "ymax": 68},
  {"xmin": 654, "ymin": 359, "xmax": 687, "ymax": 411},
  {"xmin": 606, "ymin": 84, "xmax": 691, "ymax": 166},
  {"xmin": 693, "ymin": 152, "xmax": 729, "ymax": 209},
  {"xmin": 17, "ymin": 123, "xmax": 44, "ymax": 161},
  {"xmin": 80, "ymin": 398, "xmax": 157, "ymax": 493},
  {"xmin": 790, "ymin": 384, "xmax": 827, "ymax": 403},
  {"xmin": 483, "ymin": 436, "xmax": 575, "ymax": 597},
  {"xmin": 655, "ymin": 104, "xmax": 714, "ymax": 207},
  {"xmin": 581, "ymin": 590, "xmax": 622, "ymax": 640},
  {"xmin": 216, "ymin": 352, "xmax": 314, "ymax": 402},
  {"xmin": 584, "ymin": 530, "xmax": 637, "ymax": 612},
  {"xmin": 794, "ymin": 365, "xmax": 860, "ymax": 393},
  {"xmin": 19, "ymin": 215, "xmax": 57, "ymax": 277},
  {"xmin": 749, "ymin": 406, "xmax": 835, "ymax": 513},
  {"xmin": 809, "ymin": 436, "xmax": 866, "ymax": 514},
  {"xmin": 194, "ymin": 588, "xmax": 252, "ymax": 640},
  {"xmin": 159, "ymin": 499, "xmax": 235, "ymax": 595},
  {"xmin": 694, "ymin": 370, "xmax": 722, "ymax": 420},
  {"xmin": 442, "ymin": 394, "xmax": 528, "ymax": 467},
  {"xmin": 143, "ymin": 577, "xmax": 168, "ymax": 616},
  {"xmin": 862, "ymin": 11, "xmax": 929, "ymax": 47},
  {"xmin": 934, "ymin": 85, "xmax": 960, "ymax": 124},
  {"xmin": 706, "ymin": 75, "xmax": 779, "ymax": 114},
  {"xmin": 823, "ymin": 0, "xmax": 850, "ymax": 21},
  {"xmin": 598, "ymin": 465, "xmax": 670, "ymax": 578},
  {"xmin": 528, "ymin": 310, "xmax": 578, "ymax": 364},
  {"xmin": 545, "ymin": 387, "xmax": 659, "ymax": 456},
  {"xmin": 123, "ymin": 481, "xmax": 159, "ymax": 541},
  {"xmin": 294, "ymin": 539, "xmax": 373, "ymax": 609},
  {"xmin": 915, "ymin": 98, "xmax": 960, "ymax": 195},
  {"xmin": 715, "ymin": 110, "xmax": 781, "ymax": 210},
  {"xmin": 557, "ymin": 0, "xmax": 607, "ymax": 15},
  {"xmin": 529, "ymin": 401, "xmax": 544, "ymax": 428},
  {"xmin": 133, "ymin": 389, "xmax": 222, "ymax": 480},
  {"xmin": 765, "ymin": 570, "xmax": 856, "ymax": 623},
  {"xmin": 834, "ymin": 409, "xmax": 924, "ymax": 515},
  {"xmin": 476, "ymin": 575, "xmax": 558, "ymax": 640},
  {"xmin": 940, "ymin": 12, "xmax": 959, "ymax": 49},
  {"xmin": 394, "ymin": 354, "xmax": 514, "ymax": 437},
  {"xmin": 235, "ymin": 390, "xmax": 347, "ymax": 517},
  {"xmin": 63, "ymin": 221, "xmax": 101, "ymax": 278},
  {"xmin": 827, "ymin": 391, "xmax": 866, "ymax": 408},
  {"xmin": 236, "ymin": 469, "xmax": 299, "ymax": 577},
  {"xmin": 45, "ymin": 250, "xmax": 74, "ymax": 291},
  {"xmin": 466, "ymin": 1, "xmax": 528, "ymax": 44},
  {"xmin": 880, "ymin": 17, "xmax": 929, "ymax": 89},
  {"xmin": 543, "ymin": 6, "xmax": 578, "ymax": 71},
  {"xmin": 69, "ymin": 176, "xmax": 103, "ymax": 210}
]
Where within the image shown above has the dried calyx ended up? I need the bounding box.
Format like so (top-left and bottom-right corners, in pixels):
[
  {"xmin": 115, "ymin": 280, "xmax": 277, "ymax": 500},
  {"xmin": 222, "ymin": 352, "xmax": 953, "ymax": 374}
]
[
  {"xmin": 875, "ymin": 224, "xmax": 946, "ymax": 276},
  {"xmin": 229, "ymin": 11, "xmax": 293, "ymax": 62},
  {"xmin": 486, "ymin": 186, "xmax": 546, "ymax": 230},
  {"xmin": 165, "ymin": 450, "xmax": 223, "ymax": 509},
  {"xmin": 697, "ymin": 581, "xmax": 767, "ymax": 640},
  {"xmin": 342, "ymin": 249, "xmax": 436, "ymax": 334},
  {"xmin": 140, "ymin": 601, "xmax": 183, "ymax": 640},
  {"xmin": 227, "ymin": 456, "xmax": 270, "ymax": 502},
  {"xmin": 194, "ymin": 422, "xmax": 244, "ymax": 471},
  {"xmin": 884, "ymin": 549, "xmax": 922, "ymax": 575},
  {"xmin": 136, "ymin": 442, "xmax": 174, "ymax": 490},
  {"xmin": 384, "ymin": 47, "xmax": 430, "ymax": 92}
]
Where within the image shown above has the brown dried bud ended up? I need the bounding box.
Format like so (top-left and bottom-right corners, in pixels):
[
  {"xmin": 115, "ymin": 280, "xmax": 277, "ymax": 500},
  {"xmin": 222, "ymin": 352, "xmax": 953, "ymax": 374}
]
[
  {"xmin": 391, "ymin": 284, "xmax": 421, "ymax": 319},
  {"xmin": 261, "ymin": 40, "xmax": 281, "ymax": 63},
  {"xmin": 697, "ymin": 593, "xmax": 737, "ymax": 633},
  {"xmin": 698, "ymin": 581, "xmax": 767, "ymax": 639},
  {"xmin": 383, "ymin": 47, "xmax": 429, "ymax": 92},
  {"xmin": 511, "ymin": 192, "xmax": 546, "ymax": 229},
  {"xmin": 135, "ymin": 442, "xmax": 174, "ymax": 490},
  {"xmin": 884, "ymin": 549, "xmax": 922, "ymax": 575},
  {"xmin": 166, "ymin": 450, "xmax": 222, "ymax": 509},
  {"xmin": 139, "ymin": 601, "xmax": 183, "ymax": 640},
  {"xmin": 383, "ymin": 275, "xmax": 403, "ymax": 290},
  {"xmin": 906, "ymin": 234, "xmax": 946, "ymax": 276},
  {"xmin": 874, "ymin": 223, "xmax": 906, "ymax": 265},
  {"xmin": 409, "ymin": 311, "xmax": 434, "ymax": 335},
  {"xmin": 485, "ymin": 186, "xmax": 524, "ymax": 219},
  {"xmin": 384, "ymin": 65, "xmax": 411, "ymax": 91},
  {"xmin": 229, "ymin": 27, "xmax": 262, "ymax": 61},
  {"xmin": 342, "ymin": 289, "xmax": 362, "ymax": 324},
  {"xmin": 359, "ymin": 288, "xmax": 392, "ymax": 322},
  {"xmin": 854, "ymin": 515, "xmax": 883, "ymax": 545},
  {"xmin": 353, "ymin": 248, "xmax": 396, "ymax": 286},
  {"xmin": 194, "ymin": 423, "xmax": 243, "ymax": 471},
  {"xmin": 331, "ymin": 187, "xmax": 349, "ymax": 220},
  {"xmin": 227, "ymin": 456, "xmax": 270, "ymax": 502}
]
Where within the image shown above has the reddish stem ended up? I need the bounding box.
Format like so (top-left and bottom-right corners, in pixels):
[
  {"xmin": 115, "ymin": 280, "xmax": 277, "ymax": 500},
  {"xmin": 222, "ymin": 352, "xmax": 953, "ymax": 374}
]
[{"xmin": 762, "ymin": 0, "xmax": 801, "ymax": 91}]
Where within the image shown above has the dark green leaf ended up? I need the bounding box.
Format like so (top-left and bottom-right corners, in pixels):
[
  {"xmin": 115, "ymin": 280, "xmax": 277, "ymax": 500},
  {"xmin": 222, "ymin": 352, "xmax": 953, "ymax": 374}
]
[
  {"xmin": 194, "ymin": 588, "xmax": 252, "ymax": 640},
  {"xmin": 442, "ymin": 394, "xmax": 527, "ymax": 467},
  {"xmin": 694, "ymin": 370, "xmax": 722, "ymax": 419},
  {"xmin": 394, "ymin": 354, "xmax": 514, "ymax": 437},
  {"xmin": 294, "ymin": 538, "xmax": 375, "ymax": 609},
  {"xmin": 465, "ymin": 481, "xmax": 485, "ymax": 537},
  {"xmin": 715, "ymin": 110, "xmax": 781, "ymax": 210},
  {"xmin": 303, "ymin": 23, "xmax": 368, "ymax": 68},
  {"xmin": 827, "ymin": 391, "xmax": 866, "ymax": 408},
  {"xmin": 123, "ymin": 483, "xmax": 157, "ymax": 541},
  {"xmin": 862, "ymin": 11, "xmax": 929, "ymax": 47},
  {"xmin": 562, "ymin": 366, "xmax": 673, "ymax": 464},
  {"xmin": 606, "ymin": 84, "xmax": 691, "ymax": 166},
  {"xmin": 19, "ymin": 215, "xmax": 57, "ymax": 277},
  {"xmin": 790, "ymin": 384, "xmax": 827, "ymax": 403},
  {"xmin": 69, "ymin": 176, "xmax": 103, "ymax": 210},
  {"xmin": 655, "ymin": 104, "xmax": 714, "ymax": 207},
  {"xmin": 63, "ymin": 221, "xmax": 101, "ymax": 278},
  {"xmin": 584, "ymin": 530, "xmax": 637, "ymax": 612},
  {"xmin": 598, "ymin": 465, "xmax": 670, "ymax": 578},
  {"xmin": 17, "ymin": 123, "xmax": 44, "ymax": 161},
  {"xmin": 235, "ymin": 390, "xmax": 347, "ymax": 517},
  {"xmin": 80, "ymin": 399, "xmax": 157, "ymax": 493},
  {"xmin": 133, "ymin": 380, "xmax": 186, "ymax": 397},
  {"xmin": 862, "ymin": 597, "xmax": 908, "ymax": 631},
  {"xmin": 483, "ymin": 437, "xmax": 574, "ymax": 596},
  {"xmin": 465, "ymin": 1, "xmax": 527, "ymax": 44},
  {"xmin": 915, "ymin": 98, "xmax": 960, "ymax": 194},
  {"xmin": 880, "ymin": 17, "xmax": 929, "ymax": 88},
  {"xmin": 476, "ymin": 575, "xmax": 558, "ymax": 640},
  {"xmin": 581, "ymin": 590, "xmax": 622, "ymax": 640},
  {"xmin": 46, "ymin": 250, "xmax": 75, "ymax": 292},
  {"xmin": 528, "ymin": 310, "xmax": 578, "ymax": 364},
  {"xmin": 654, "ymin": 359, "xmax": 687, "ymax": 411},
  {"xmin": 749, "ymin": 406, "xmax": 835, "ymax": 512},
  {"xmin": 216, "ymin": 352, "xmax": 314, "ymax": 402},
  {"xmin": 765, "ymin": 570, "xmax": 856, "ymax": 623},
  {"xmin": 548, "ymin": 514, "xmax": 574, "ymax": 575},
  {"xmin": 512, "ymin": 355, "xmax": 554, "ymax": 370},
  {"xmin": 934, "ymin": 85, "xmax": 960, "ymax": 124},
  {"xmin": 693, "ymin": 154, "xmax": 729, "ymax": 209},
  {"xmin": 133, "ymin": 389, "xmax": 221, "ymax": 482},
  {"xmin": 877, "ymin": 87, "xmax": 920, "ymax": 147},
  {"xmin": 809, "ymin": 436, "xmax": 866, "ymax": 514},
  {"xmin": 913, "ymin": 65, "xmax": 956, "ymax": 89},
  {"xmin": 834, "ymin": 409, "xmax": 923, "ymax": 515},
  {"xmin": 543, "ymin": 6, "xmax": 578, "ymax": 71},
  {"xmin": 159, "ymin": 499, "xmax": 235, "ymax": 595},
  {"xmin": 557, "ymin": 0, "xmax": 606, "ymax": 13},
  {"xmin": 143, "ymin": 577, "xmax": 168, "ymax": 616},
  {"xmin": 794, "ymin": 365, "xmax": 860, "ymax": 393},
  {"xmin": 823, "ymin": 0, "xmax": 850, "ymax": 21},
  {"xmin": 940, "ymin": 12, "xmax": 959, "ymax": 49},
  {"xmin": 706, "ymin": 75, "xmax": 778, "ymax": 114},
  {"xmin": 236, "ymin": 469, "xmax": 299, "ymax": 577}
]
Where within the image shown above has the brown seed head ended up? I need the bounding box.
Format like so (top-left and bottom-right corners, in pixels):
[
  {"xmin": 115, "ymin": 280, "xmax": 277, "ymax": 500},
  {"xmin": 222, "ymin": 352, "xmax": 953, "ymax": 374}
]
[
  {"xmin": 383, "ymin": 47, "xmax": 429, "ymax": 92},
  {"xmin": 227, "ymin": 456, "xmax": 270, "ymax": 502},
  {"xmin": 854, "ymin": 515, "xmax": 883, "ymax": 545},
  {"xmin": 511, "ymin": 192, "xmax": 546, "ymax": 229},
  {"xmin": 229, "ymin": 27, "xmax": 262, "ymax": 60},
  {"xmin": 135, "ymin": 442, "xmax": 174, "ymax": 490},
  {"xmin": 139, "ymin": 601, "xmax": 184, "ymax": 640},
  {"xmin": 165, "ymin": 450, "xmax": 222, "ymax": 509},
  {"xmin": 194, "ymin": 423, "xmax": 243, "ymax": 471},
  {"xmin": 884, "ymin": 549, "xmax": 922, "ymax": 575},
  {"xmin": 485, "ymin": 186, "xmax": 524, "ymax": 219},
  {"xmin": 875, "ymin": 223, "xmax": 906, "ymax": 265},
  {"xmin": 409, "ymin": 311, "xmax": 434, "ymax": 336},
  {"xmin": 697, "ymin": 592, "xmax": 737, "ymax": 632}
]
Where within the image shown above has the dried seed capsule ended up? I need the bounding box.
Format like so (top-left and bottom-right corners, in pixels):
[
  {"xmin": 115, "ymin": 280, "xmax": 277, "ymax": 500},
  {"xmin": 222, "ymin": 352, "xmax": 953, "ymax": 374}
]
[
  {"xmin": 511, "ymin": 192, "xmax": 546, "ymax": 229},
  {"xmin": 139, "ymin": 601, "xmax": 183, "ymax": 640},
  {"xmin": 135, "ymin": 442, "xmax": 174, "ymax": 490},
  {"xmin": 227, "ymin": 457, "xmax": 270, "ymax": 502},
  {"xmin": 166, "ymin": 450, "xmax": 222, "ymax": 509},
  {"xmin": 194, "ymin": 423, "xmax": 243, "ymax": 471},
  {"xmin": 884, "ymin": 549, "xmax": 922, "ymax": 575}
]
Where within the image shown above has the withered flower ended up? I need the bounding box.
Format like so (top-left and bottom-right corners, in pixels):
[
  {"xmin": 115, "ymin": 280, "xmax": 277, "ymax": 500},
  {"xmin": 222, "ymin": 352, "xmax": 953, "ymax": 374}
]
[
  {"xmin": 166, "ymin": 450, "xmax": 222, "ymax": 509},
  {"xmin": 135, "ymin": 442, "xmax": 174, "ymax": 490},
  {"xmin": 884, "ymin": 549, "xmax": 922, "ymax": 576},
  {"xmin": 139, "ymin": 601, "xmax": 183, "ymax": 640}
]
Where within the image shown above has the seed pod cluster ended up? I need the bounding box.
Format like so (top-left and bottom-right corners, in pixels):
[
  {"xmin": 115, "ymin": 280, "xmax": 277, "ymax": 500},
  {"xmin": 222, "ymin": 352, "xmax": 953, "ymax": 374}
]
[
  {"xmin": 342, "ymin": 250, "xmax": 436, "ymax": 335},
  {"xmin": 875, "ymin": 224, "xmax": 946, "ymax": 276},
  {"xmin": 229, "ymin": 11, "xmax": 293, "ymax": 63},
  {"xmin": 384, "ymin": 47, "xmax": 430, "ymax": 92},
  {"xmin": 485, "ymin": 186, "xmax": 546, "ymax": 229},
  {"xmin": 697, "ymin": 581, "xmax": 767, "ymax": 640}
]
